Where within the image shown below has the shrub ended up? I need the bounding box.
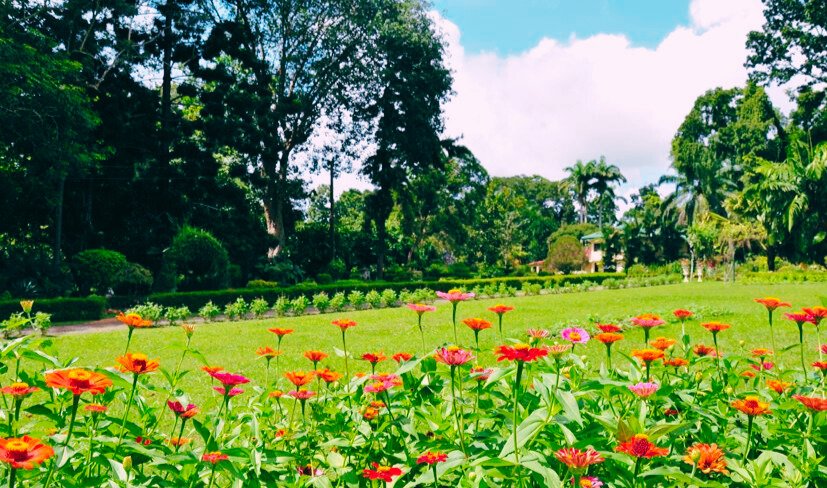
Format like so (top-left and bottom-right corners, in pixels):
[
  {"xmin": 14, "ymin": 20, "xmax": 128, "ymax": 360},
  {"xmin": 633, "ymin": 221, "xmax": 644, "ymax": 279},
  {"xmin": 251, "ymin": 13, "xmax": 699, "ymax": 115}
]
[
  {"xmin": 312, "ymin": 292, "xmax": 331, "ymax": 313},
  {"xmin": 380, "ymin": 289, "xmax": 397, "ymax": 307},
  {"xmin": 164, "ymin": 226, "xmax": 230, "ymax": 291},
  {"xmin": 348, "ymin": 291, "xmax": 365, "ymax": 309},
  {"xmin": 274, "ymin": 296, "xmax": 291, "ymax": 316},
  {"xmin": 316, "ymin": 273, "xmax": 333, "ymax": 285},
  {"xmin": 547, "ymin": 235, "xmax": 586, "ymax": 274},
  {"xmin": 128, "ymin": 302, "xmax": 165, "ymax": 322},
  {"xmin": 249, "ymin": 298, "xmax": 270, "ymax": 318},
  {"xmin": 291, "ymin": 295, "xmax": 310, "ymax": 315},
  {"xmin": 113, "ymin": 262, "xmax": 154, "ymax": 296},
  {"xmin": 247, "ymin": 279, "xmax": 277, "ymax": 288},
  {"xmin": 329, "ymin": 292, "xmax": 346, "ymax": 312},
  {"xmin": 398, "ymin": 289, "xmax": 415, "ymax": 304},
  {"xmin": 72, "ymin": 249, "xmax": 129, "ymax": 295},
  {"xmin": 198, "ymin": 301, "xmax": 222, "ymax": 322},
  {"xmin": 164, "ymin": 306, "xmax": 190, "ymax": 325},
  {"xmin": 224, "ymin": 298, "xmax": 248, "ymax": 321},
  {"xmin": 365, "ymin": 290, "xmax": 382, "ymax": 309}
]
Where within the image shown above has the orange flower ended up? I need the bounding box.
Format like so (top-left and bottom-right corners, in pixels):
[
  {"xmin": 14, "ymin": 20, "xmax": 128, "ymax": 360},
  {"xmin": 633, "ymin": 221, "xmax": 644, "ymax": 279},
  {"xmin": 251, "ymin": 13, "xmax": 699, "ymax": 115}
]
[
  {"xmin": 741, "ymin": 371, "xmax": 756, "ymax": 379},
  {"xmin": 664, "ymin": 358, "xmax": 689, "ymax": 368},
  {"xmin": 268, "ymin": 328, "xmax": 294, "ymax": 336},
  {"xmin": 693, "ymin": 344, "xmax": 717, "ymax": 357},
  {"xmin": 701, "ymin": 322, "xmax": 731, "ymax": 333},
  {"xmin": 462, "ymin": 318, "xmax": 492, "ymax": 331},
  {"xmin": 615, "ymin": 434, "xmax": 668, "ymax": 458},
  {"xmin": 766, "ymin": 380, "xmax": 791, "ymax": 394},
  {"xmin": 361, "ymin": 352, "xmax": 386, "ymax": 364},
  {"xmin": 269, "ymin": 390, "xmax": 283, "ymax": 399},
  {"xmin": 45, "ymin": 369, "xmax": 112, "ymax": 396},
  {"xmin": 792, "ymin": 395, "xmax": 827, "ymax": 411},
  {"xmin": 392, "ymin": 352, "xmax": 412, "ymax": 363},
  {"xmin": 116, "ymin": 353, "xmax": 160, "ymax": 374},
  {"xmin": 630, "ymin": 314, "xmax": 665, "ymax": 328},
  {"xmin": 631, "ymin": 349, "xmax": 665, "ymax": 364},
  {"xmin": 812, "ymin": 361, "xmax": 827, "ymax": 371},
  {"xmin": 285, "ymin": 371, "xmax": 314, "ymax": 387},
  {"xmin": 116, "ymin": 312, "xmax": 153, "ymax": 328},
  {"xmin": 168, "ymin": 437, "xmax": 191, "ymax": 447},
  {"xmin": 732, "ymin": 396, "xmax": 771, "ymax": 416},
  {"xmin": 673, "ymin": 309, "xmax": 694, "ymax": 320},
  {"xmin": 597, "ymin": 323, "xmax": 622, "ymax": 333},
  {"xmin": 304, "ymin": 350, "xmax": 328, "ymax": 363},
  {"xmin": 595, "ymin": 332, "xmax": 623, "ymax": 344},
  {"xmin": 314, "ymin": 369, "xmax": 342, "ymax": 383},
  {"xmin": 0, "ymin": 436, "xmax": 54, "ymax": 469},
  {"xmin": 754, "ymin": 297, "xmax": 791, "ymax": 311},
  {"xmin": 331, "ymin": 319, "xmax": 357, "ymax": 331},
  {"xmin": 0, "ymin": 382, "xmax": 38, "ymax": 398},
  {"xmin": 488, "ymin": 305, "xmax": 514, "ymax": 315},
  {"xmin": 751, "ymin": 348, "xmax": 773, "ymax": 358},
  {"xmin": 683, "ymin": 443, "xmax": 728, "ymax": 474},
  {"xmin": 202, "ymin": 451, "xmax": 228, "ymax": 464},
  {"xmin": 256, "ymin": 347, "xmax": 280, "ymax": 359},
  {"xmin": 649, "ymin": 337, "xmax": 676, "ymax": 351},
  {"xmin": 84, "ymin": 403, "xmax": 108, "ymax": 413},
  {"xmin": 201, "ymin": 366, "xmax": 223, "ymax": 374}
]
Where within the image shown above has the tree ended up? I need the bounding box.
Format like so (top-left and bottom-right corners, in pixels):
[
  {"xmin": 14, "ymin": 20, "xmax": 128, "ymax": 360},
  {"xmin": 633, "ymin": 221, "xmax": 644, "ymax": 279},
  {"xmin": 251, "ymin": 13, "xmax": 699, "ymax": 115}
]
[
  {"xmin": 359, "ymin": 0, "xmax": 452, "ymax": 279},
  {"xmin": 547, "ymin": 236, "xmax": 586, "ymax": 274},
  {"xmin": 622, "ymin": 185, "xmax": 682, "ymax": 265},
  {"xmin": 565, "ymin": 160, "xmax": 595, "ymax": 224},
  {"xmin": 746, "ymin": 0, "xmax": 827, "ymax": 87},
  {"xmin": 590, "ymin": 157, "xmax": 626, "ymax": 226}
]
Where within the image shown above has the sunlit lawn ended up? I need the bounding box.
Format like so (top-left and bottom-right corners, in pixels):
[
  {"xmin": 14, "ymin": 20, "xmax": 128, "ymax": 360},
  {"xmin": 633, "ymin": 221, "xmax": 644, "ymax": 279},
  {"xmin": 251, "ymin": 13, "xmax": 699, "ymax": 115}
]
[{"xmin": 47, "ymin": 281, "xmax": 826, "ymax": 410}]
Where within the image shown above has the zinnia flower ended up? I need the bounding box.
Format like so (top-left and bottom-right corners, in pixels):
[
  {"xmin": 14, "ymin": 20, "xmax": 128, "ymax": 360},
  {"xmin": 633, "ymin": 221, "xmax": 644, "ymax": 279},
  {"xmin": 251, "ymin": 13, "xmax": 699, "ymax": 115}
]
[
  {"xmin": 469, "ymin": 367, "xmax": 493, "ymax": 381},
  {"xmin": 116, "ymin": 312, "xmax": 153, "ymax": 328},
  {"xmin": 208, "ymin": 371, "xmax": 250, "ymax": 387},
  {"xmin": 116, "ymin": 353, "xmax": 160, "ymax": 374},
  {"xmin": 488, "ymin": 304, "xmax": 514, "ymax": 315},
  {"xmin": 673, "ymin": 309, "xmax": 693, "ymax": 320},
  {"xmin": 812, "ymin": 361, "xmax": 827, "ymax": 371},
  {"xmin": 649, "ymin": 337, "xmax": 676, "ymax": 351},
  {"xmin": 754, "ymin": 297, "xmax": 791, "ymax": 311},
  {"xmin": 303, "ymin": 350, "xmax": 328, "ymax": 363},
  {"xmin": 693, "ymin": 344, "xmax": 717, "ymax": 357},
  {"xmin": 596, "ymin": 323, "xmax": 621, "ymax": 333},
  {"xmin": 285, "ymin": 371, "xmax": 314, "ymax": 387},
  {"xmin": 631, "ymin": 349, "xmax": 665, "ymax": 364},
  {"xmin": 416, "ymin": 452, "xmax": 448, "ymax": 465},
  {"xmin": 256, "ymin": 347, "xmax": 280, "ymax": 359},
  {"xmin": 628, "ymin": 382, "xmax": 659, "ymax": 398},
  {"xmin": 287, "ymin": 390, "xmax": 316, "ymax": 400},
  {"xmin": 578, "ymin": 477, "xmax": 603, "ymax": 488},
  {"xmin": 741, "ymin": 370, "xmax": 756, "ymax": 379},
  {"xmin": 751, "ymin": 348, "xmax": 773, "ymax": 358},
  {"xmin": 84, "ymin": 404, "xmax": 107, "ymax": 413},
  {"xmin": 766, "ymin": 380, "xmax": 791, "ymax": 394},
  {"xmin": 547, "ymin": 343, "xmax": 572, "ymax": 359},
  {"xmin": 167, "ymin": 401, "xmax": 198, "ymax": 418},
  {"xmin": 663, "ymin": 358, "xmax": 689, "ymax": 368},
  {"xmin": 527, "ymin": 329, "xmax": 550, "ymax": 339},
  {"xmin": 434, "ymin": 346, "xmax": 474, "ymax": 366},
  {"xmin": 751, "ymin": 361, "xmax": 774, "ymax": 372},
  {"xmin": 495, "ymin": 344, "xmax": 549, "ymax": 362},
  {"xmin": 732, "ymin": 396, "xmax": 771, "ymax": 416},
  {"xmin": 362, "ymin": 463, "xmax": 403, "ymax": 482},
  {"xmin": 785, "ymin": 311, "xmax": 815, "ymax": 325},
  {"xmin": 631, "ymin": 314, "xmax": 665, "ymax": 328},
  {"xmin": 615, "ymin": 434, "xmax": 668, "ymax": 458},
  {"xmin": 45, "ymin": 369, "xmax": 112, "ymax": 396},
  {"xmin": 595, "ymin": 332, "xmax": 623, "ymax": 344},
  {"xmin": 803, "ymin": 306, "xmax": 827, "ymax": 325},
  {"xmin": 407, "ymin": 303, "xmax": 436, "ymax": 315},
  {"xmin": 213, "ymin": 387, "xmax": 244, "ymax": 396},
  {"xmin": 437, "ymin": 290, "xmax": 474, "ymax": 302},
  {"xmin": 0, "ymin": 436, "xmax": 54, "ymax": 469},
  {"xmin": 19, "ymin": 300, "xmax": 33, "ymax": 314},
  {"xmin": 701, "ymin": 322, "xmax": 731, "ymax": 333},
  {"xmin": 201, "ymin": 366, "xmax": 223, "ymax": 374},
  {"xmin": 168, "ymin": 437, "xmax": 191, "ymax": 447},
  {"xmin": 683, "ymin": 443, "xmax": 728, "ymax": 474},
  {"xmin": 554, "ymin": 447, "xmax": 604, "ymax": 470},
  {"xmin": 792, "ymin": 395, "xmax": 827, "ymax": 411},
  {"xmin": 561, "ymin": 327, "xmax": 590, "ymax": 344},
  {"xmin": 268, "ymin": 327, "xmax": 294, "ymax": 336},
  {"xmin": 202, "ymin": 452, "xmax": 228, "ymax": 464},
  {"xmin": 392, "ymin": 352, "xmax": 412, "ymax": 363},
  {"xmin": 463, "ymin": 317, "xmax": 492, "ymax": 331},
  {"xmin": 314, "ymin": 369, "xmax": 343, "ymax": 383},
  {"xmin": 0, "ymin": 383, "xmax": 38, "ymax": 398},
  {"xmin": 361, "ymin": 352, "xmax": 386, "ymax": 364}
]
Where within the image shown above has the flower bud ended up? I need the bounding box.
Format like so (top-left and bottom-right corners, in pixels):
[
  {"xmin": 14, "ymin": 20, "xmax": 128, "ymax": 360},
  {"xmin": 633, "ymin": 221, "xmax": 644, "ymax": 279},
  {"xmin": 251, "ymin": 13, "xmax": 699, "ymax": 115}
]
[
  {"xmin": 123, "ymin": 456, "xmax": 133, "ymax": 472},
  {"xmin": 182, "ymin": 323, "xmax": 196, "ymax": 338},
  {"xmin": 739, "ymin": 340, "xmax": 745, "ymax": 347},
  {"xmin": 724, "ymin": 386, "xmax": 734, "ymax": 395},
  {"xmin": 20, "ymin": 300, "xmax": 33, "ymax": 314},
  {"xmin": 694, "ymin": 372, "xmax": 703, "ymax": 382}
]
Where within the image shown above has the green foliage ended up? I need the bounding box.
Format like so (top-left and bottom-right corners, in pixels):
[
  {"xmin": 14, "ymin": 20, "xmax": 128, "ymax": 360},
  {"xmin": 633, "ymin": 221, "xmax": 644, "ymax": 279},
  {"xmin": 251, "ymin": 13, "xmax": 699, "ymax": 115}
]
[
  {"xmin": 128, "ymin": 302, "xmax": 165, "ymax": 323},
  {"xmin": 274, "ymin": 297, "xmax": 291, "ymax": 317},
  {"xmin": 547, "ymin": 236, "xmax": 586, "ymax": 274},
  {"xmin": 329, "ymin": 292, "xmax": 347, "ymax": 312},
  {"xmin": 224, "ymin": 298, "xmax": 248, "ymax": 321},
  {"xmin": 249, "ymin": 298, "xmax": 270, "ymax": 318},
  {"xmin": 291, "ymin": 295, "xmax": 310, "ymax": 316},
  {"xmin": 198, "ymin": 301, "xmax": 222, "ymax": 322},
  {"xmin": 347, "ymin": 291, "xmax": 366, "ymax": 309},
  {"xmin": 365, "ymin": 290, "xmax": 383, "ymax": 309},
  {"xmin": 113, "ymin": 262, "xmax": 154, "ymax": 296},
  {"xmin": 164, "ymin": 306, "xmax": 191, "ymax": 325},
  {"xmin": 164, "ymin": 227, "xmax": 230, "ymax": 292},
  {"xmin": 71, "ymin": 249, "xmax": 129, "ymax": 295},
  {"xmin": 0, "ymin": 296, "xmax": 105, "ymax": 323},
  {"xmin": 312, "ymin": 292, "xmax": 331, "ymax": 313},
  {"xmin": 380, "ymin": 288, "xmax": 397, "ymax": 307}
]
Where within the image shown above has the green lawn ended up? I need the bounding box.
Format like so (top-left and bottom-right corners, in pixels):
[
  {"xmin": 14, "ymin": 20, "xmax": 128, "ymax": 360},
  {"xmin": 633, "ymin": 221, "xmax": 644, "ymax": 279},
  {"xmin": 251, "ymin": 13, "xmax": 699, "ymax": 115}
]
[{"xmin": 50, "ymin": 282, "xmax": 826, "ymax": 407}]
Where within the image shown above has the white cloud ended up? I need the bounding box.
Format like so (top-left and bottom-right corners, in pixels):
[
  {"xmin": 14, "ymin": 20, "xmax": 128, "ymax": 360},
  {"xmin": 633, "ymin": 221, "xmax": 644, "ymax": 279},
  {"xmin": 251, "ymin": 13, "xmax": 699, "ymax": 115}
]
[{"xmin": 433, "ymin": 0, "xmax": 786, "ymax": 189}]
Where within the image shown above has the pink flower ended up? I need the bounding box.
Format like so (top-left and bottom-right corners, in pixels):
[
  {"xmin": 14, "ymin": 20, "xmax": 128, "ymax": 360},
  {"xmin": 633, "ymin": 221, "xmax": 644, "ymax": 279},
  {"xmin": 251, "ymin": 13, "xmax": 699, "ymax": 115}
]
[
  {"xmin": 406, "ymin": 303, "xmax": 436, "ymax": 315},
  {"xmin": 751, "ymin": 361, "xmax": 774, "ymax": 371},
  {"xmin": 561, "ymin": 327, "xmax": 590, "ymax": 344},
  {"xmin": 364, "ymin": 374, "xmax": 402, "ymax": 394},
  {"xmin": 287, "ymin": 390, "xmax": 316, "ymax": 400},
  {"xmin": 578, "ymin": 476, "xmax": 604, "ymax": 488},
  {"xmin": 821, "ymin": 344, "xmax": 827, "ymax": 355},
  {"xmin": 207, "ymin": 371, "xmax": 251, "ymax": 387},
  {"xmin": 434, "ymin": 346, "xmax": 475, "ymax": 366},
  {"xmin": 631, "ymin": 314, "xmax": 665, "ymax": 328},
  {"xmin": 527, "ymin": 329, "xmax": 550, "ymax": 339},
  {"xmin": 436, "ymin": 290, "xmax": 475, "ymax": 302},
  {"xmin": 628, "ymin": 382, "xmax": 659, "ymax": 398},
  {"xmin": 213, "ymin": 387, "xmax": 244, "ymax": 396},
  {"xmin": 469, "ymin": 367, "xmax": 493, "ymax": 381}
]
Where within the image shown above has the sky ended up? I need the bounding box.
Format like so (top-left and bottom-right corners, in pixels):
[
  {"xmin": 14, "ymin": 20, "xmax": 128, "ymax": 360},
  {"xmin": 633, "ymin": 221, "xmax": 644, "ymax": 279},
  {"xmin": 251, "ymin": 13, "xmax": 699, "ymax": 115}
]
[{"xmin": 319, "ymin": 0, "xmax": 789, "ymax": 199}]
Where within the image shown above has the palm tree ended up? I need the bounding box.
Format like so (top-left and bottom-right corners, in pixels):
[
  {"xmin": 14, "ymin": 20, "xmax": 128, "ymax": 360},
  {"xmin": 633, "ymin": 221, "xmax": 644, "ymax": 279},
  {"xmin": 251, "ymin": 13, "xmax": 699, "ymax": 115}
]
[
  {"xmin": 565, "ymin": 160, "xmax": 596, "ymax": 223},
  {"xmin": 590, "ymin": 157, "xmax": 626, "ymax": 225}
]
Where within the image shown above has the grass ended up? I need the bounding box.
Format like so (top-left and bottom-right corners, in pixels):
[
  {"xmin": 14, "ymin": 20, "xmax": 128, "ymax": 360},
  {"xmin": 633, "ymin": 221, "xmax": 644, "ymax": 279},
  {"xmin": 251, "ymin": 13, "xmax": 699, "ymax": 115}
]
[{"xmin": 49, "ymin": 281, "xmax": 826, "ymax": 407}]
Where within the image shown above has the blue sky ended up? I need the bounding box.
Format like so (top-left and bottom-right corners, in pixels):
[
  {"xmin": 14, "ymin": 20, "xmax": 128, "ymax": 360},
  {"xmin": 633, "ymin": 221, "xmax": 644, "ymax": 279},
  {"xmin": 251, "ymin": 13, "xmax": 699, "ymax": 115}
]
[{"xmin": 432, "ymin": 0, "xmax": 692, "ymax": 54}]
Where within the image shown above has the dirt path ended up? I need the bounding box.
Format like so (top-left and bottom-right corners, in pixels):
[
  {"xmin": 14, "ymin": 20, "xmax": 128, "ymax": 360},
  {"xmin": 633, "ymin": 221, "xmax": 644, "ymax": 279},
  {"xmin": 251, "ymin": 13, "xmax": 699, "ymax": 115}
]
[{"xmin": 50, "ymin": 317, "xmax": 126, "ymax": 336}]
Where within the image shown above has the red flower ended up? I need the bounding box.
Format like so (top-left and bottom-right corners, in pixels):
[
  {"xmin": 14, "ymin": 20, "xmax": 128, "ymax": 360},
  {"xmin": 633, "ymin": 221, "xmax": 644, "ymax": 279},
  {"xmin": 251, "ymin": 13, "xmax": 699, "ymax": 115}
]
[
  {"xmin": 785, "ymin": 312, "xmax": 815, "ymax": 325},
  {"xmin": 0, "ymin": 382, "xmax": 39, "ymax": 398},
  {"xmin": 45, "ymin": 369, "xmax": 112, "ymax": 396},
  {"xmin": 213, "ymin": 387, "xmax": 244, "ymax": 397},
  {"xmin": 314, "ymin": 369, "xmax": 342, "ymax": 383},
  {"xmin": 596, "ymin": 323, "xmax": 621, "ymax": 333},
  {"xmin": 766, "ymin": 380, "xmax": 791, "ymax": 394},
  {"xmin": 287, "ymin": 390, "xmax": 316, "ymax": 400},
  {"xmin": 268, "ymin": 328, "xmax": 294, "ymax": 336},
  {"xmin": 664, "ymin": 358, "xmax": 689, "ymax": 368},
  {"xmin": 202, "ymin": 451, "xmax": 228, "ymax": 464},
  {"xmin": 673, "ymin": 309, "xmax": 694, "ymax": 320},
  {"xmin": 615, "ymin": 434, "xmax": 669, "ymax": 458},
  {"xmin": 469, "ymin": 367, "xmax": 493, "ymax": 381},
  {"xmin": 803, "ymin": 306, "xmax": 827, "ymax": 325},
  {"xmin": 167, "ymin": 401, "xmax": 199, "ymax": 418},
  {"xmin": 812, "ymin": 361, "xmax": 827, "ymax": 371},
  {"xmin": 331, "ymin": 319, "xmax": 357, "ymax": 330},
  {"xmin": 362, "ymin": 463, "xmax": 402, "ymax": 482},
  {"xmin": 488, "ymin": 304, "xmax": 514, "ymax": 315},
  {"xmin": 416, "ymin": 452, "xmax": 448, "ymax": 465},
  {"xmin": 554, "ymin": 447, "xmax": 604, "ymax": 470},
  {"xmin": 116, "ymin": 353, "xmax": 160, "ymax": 374},
  {"xmin": 392, "ymin": 352, "xmax": 412, "ymax": 363},
  {"xmin": 494, "ymin": 343, "xmax": 549, "ymax": 362},
  {"xmin": 84, "ymin": 403, "xmax": 107, "ymax": 413},
  {"xmin": 463, "ymin": 317, "xmax": 492, "ymax": 331},
  {"xmin": 361, "ymin": 352, "xmax": 387, "ymax": 364},
  {"xmin": 207, "ymin": 370, "xmax": 250, "ymax": 387},
  {"xmin": 693, "ymin": 344, "xmax": 717, "ymax": 357},
  {"xmin": 0, "ymin": 436, "xmax": 54, "ymax": 469},
  {"xmin": 792, "ymin": 395, "xmax": 827, "ymax": 411},
  {"xmin": 754, "ymin": 297, "xmax": 791, "ymax": 311}
]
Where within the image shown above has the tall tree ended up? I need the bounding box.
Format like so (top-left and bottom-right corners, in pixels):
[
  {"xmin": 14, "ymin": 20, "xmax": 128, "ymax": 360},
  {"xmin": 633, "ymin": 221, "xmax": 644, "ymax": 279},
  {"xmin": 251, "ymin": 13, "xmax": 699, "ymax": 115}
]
[
  {"xmin": 590, "ymin": 156, "xmax": 626, "ymax": 226},
  {"xmin": 359, "ymin": 0, "xmax": 452, "ymax": 279},
  {"xmin": 564, "ymin": 160, "xmax": 595, "ymax": 224}
]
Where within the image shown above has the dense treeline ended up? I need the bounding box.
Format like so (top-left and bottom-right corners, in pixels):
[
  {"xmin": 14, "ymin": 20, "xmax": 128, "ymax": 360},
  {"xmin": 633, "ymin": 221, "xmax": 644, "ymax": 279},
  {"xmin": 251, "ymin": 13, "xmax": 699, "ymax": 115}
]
[{"xmin": 1, "ymin": 0, "xmax": 825, "ymax": 298}]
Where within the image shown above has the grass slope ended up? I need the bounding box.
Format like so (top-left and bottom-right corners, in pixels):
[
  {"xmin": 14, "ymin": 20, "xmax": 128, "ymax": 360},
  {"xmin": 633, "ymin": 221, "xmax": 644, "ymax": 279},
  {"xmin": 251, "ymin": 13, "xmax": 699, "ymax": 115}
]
[{"xmin": 52, "ymin": 282, "xmax": 826, "ymax": 406}]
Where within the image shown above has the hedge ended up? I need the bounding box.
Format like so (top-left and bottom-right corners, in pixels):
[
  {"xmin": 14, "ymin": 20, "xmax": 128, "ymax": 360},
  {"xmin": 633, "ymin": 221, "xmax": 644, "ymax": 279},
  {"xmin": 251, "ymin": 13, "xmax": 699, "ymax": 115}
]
[
  {"xmin": 140, "ymin": 273, "xmax": 621, "ymax": 311},
  {"xmin": 0, "ymin": 296, "xmax": 107, "ymax": 322}
]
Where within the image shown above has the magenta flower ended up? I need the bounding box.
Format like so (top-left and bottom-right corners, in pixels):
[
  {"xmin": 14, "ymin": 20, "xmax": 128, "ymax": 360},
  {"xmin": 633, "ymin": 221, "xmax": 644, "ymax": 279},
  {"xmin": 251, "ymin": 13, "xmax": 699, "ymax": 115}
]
[
  {"xmin": 213, "ymin": 386, "xmax": 244, "ymax": 397},
  {"xmin": 578, "ymin": 477, "xmax": 604, "ymax": 488},
  {"xmin": 436, "ymin": 290, "xmax": 475, "ymax": 302},
  {"xmin": 561, "ymin": 327, "xmax": 590, "ymax": 344},
  {"xmin": 208, "ymin": 370, "xmax": 251, "ymax": 387},
  {"xmin": 407, "ymin": 303, "xmax": 436, "ymax": 315},
  {"xmin": 434, "ymin": 346, "xmax": 475, "ymax": 366},
  {"xmin": 750, "ymin": 361, "xmax": 774, "ymax": 372},
  {"xmin": 628, "ymin": 382, "xmax": 659, "ymax": 398}
]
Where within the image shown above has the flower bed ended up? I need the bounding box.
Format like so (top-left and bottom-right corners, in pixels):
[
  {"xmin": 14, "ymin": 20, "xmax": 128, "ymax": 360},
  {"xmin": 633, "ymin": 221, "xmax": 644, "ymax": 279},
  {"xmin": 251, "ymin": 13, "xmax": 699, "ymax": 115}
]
[{"xmin": 0, "ymin": 298, "xmax": 825, "ymax": 486}]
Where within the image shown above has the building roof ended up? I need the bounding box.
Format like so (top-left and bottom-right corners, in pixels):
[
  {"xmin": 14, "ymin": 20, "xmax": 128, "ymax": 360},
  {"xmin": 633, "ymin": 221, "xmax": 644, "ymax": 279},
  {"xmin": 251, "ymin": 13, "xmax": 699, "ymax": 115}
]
[{"xmin": 580, "ymin": 231, "xmax": 604, "ymax": 242}]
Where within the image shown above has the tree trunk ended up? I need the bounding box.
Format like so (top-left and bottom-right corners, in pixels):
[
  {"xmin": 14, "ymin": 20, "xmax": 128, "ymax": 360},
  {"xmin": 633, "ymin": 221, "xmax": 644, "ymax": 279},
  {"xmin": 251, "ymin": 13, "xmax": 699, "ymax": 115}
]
[
  {"xmin": 53, "ymin": 176, "xmax": 66, "ymax": 274},
  {"xmin": 376, "ymin": 216, "xmax": 386, "ymax": 280},
  {"xmin": 579, "ymin": 198, "xmax": 588, "ymax": 224},
  {"xmin": 329, "ymin": 159, "xmax": 335, "ymax": 262},
  {"xmin": 159, "ymin": 2, "xmax": 173, "ymax": 202},
  {"xmin": 767, "ymin": 245, "xmax": 776, "ymax": 271},
  {"xmin": 263, "ymin": 195, "xmax": 286, "ymax": 259}
]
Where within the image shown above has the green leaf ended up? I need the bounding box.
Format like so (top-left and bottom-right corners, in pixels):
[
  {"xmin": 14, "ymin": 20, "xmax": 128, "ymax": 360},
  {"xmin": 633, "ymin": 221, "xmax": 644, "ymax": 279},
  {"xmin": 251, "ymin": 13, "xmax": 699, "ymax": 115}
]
[{"xmin": 555, "ymin": 390, "xmax": 583, "ymax": 426}]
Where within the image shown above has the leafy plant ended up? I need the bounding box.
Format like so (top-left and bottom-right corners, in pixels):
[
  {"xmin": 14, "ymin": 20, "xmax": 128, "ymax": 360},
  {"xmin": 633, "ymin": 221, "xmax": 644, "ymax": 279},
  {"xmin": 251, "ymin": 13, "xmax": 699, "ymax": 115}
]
[
  {"xmin": 198, "ymin": 301, "xmax": 222, "ymax": 322},
  {"xmin": 312, "ymin": 292, "xmax": 331, "ymax": 313},
  {"xmin": 249, "ymin": 298, "xmax": 270, "ymax": 318}
]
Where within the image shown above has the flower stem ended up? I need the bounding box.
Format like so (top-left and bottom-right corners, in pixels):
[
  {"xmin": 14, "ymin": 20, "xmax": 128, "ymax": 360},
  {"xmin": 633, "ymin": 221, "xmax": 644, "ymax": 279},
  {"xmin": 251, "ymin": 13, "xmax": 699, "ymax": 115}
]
[
  {"xmin": 342, "ymin": 330, "xmax": 350, "ymax": 381},
  {"xmin": 743, "ymin": 415, "xmax": 754, "ymax": 460},
  {"xmin": 512, "ymin": 361, "xmax": 524, "ymax": 464},
  {"xmin": 498, "ymin": 314, "xmax": 504, "ymax": 342},
  {"xmin": 125, "ymin": 327, "xmax": 134, "ymax": 355},
  {"xmin": 432, "ymin": 464, "xmax": 439, "ymax": 488},
  {"xmin": 452, "ymin": 303, "xmax": 458, "ymax": 344},
  {"xmin": 798, "ymin": 324, "xmax": 806, "ymax": 373},
  {"xmin": 768, "ymin": 311, "xmax": 776, "ymax": 355},
  {"xmin": 450, "ymin": 366, "xmax": 467, "ymax": 455},
  {"xmin": 116, "ymin": 374, "xmax": 140, "ymax": 454},
  {"xmin": 8, "ymin": 468, "xmax": 15, "ymax": 488},
  {"xmin": 418, "ymin": 315, "xmax": 426, "ymax": 354}
]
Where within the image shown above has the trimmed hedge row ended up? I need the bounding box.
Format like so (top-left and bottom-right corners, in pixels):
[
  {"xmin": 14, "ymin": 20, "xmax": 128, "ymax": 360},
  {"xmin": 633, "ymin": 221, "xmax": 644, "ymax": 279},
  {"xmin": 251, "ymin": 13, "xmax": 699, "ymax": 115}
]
[
  {"xmin": 0, "ymin": 296, "xmax": 107, "ymax": 322},
  {"xmin": 142, "ymin": 273, "xmax": 621, "ymax": 311}
]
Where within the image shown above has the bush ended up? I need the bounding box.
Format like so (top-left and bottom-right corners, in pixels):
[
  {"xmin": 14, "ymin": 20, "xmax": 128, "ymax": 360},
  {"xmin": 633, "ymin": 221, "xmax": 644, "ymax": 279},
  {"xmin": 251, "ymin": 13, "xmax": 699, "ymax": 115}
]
[
  {"xmin": 274, "ymin": 297, "xmax": 291, "ymax": 316},
  {"xmin": 128, "ymin": 302, "xmax": 165, "ymax": 322},
  {"xmin": 329, "ymin": 292, "xmax": 346, "ymax": 312},
  {"xmin": 198, "ymin": 301, "xmax": 222, "ymax": 322},
  {"xmin": 224, "ymin": 298, "xmax": 248, "ymax": 321},
  {"xmin": 547, "ymin": 236, "xmax": 586, "ymax": 274},
  {"xmin": 113, "ymin": 262, "xmax": 154, "ymax": 296},
  {"xmin": 365, "ymin": 290, "xmax": 382, "ymax": 309},
  {"xmin": 249, "ymin": 298, "xmax": 270, "ymax": 318},
  {"xmin": 0, "ymin": 296, "xmax": 106, "ymax": 323},
  {"xmin": 291, "ymin": 296, "xmax": 310, "ymax": 315},
  {"xmin": 247, "ymin": 279, "xmax": 277, "ymax": 288},
  {"xmin": 164, "ymin": 306, "xmax": 190, "ymax": 325},
  {"xmin": 316, "ymin": 273, "xmax": 334, "ymax": 285},
  {"xmin": 164, "ymin": 226, "xmax": 230, "ymax": 291},
  {"xmin": 313, "ymin": 292, "xmax": 331, "ymax": 313},
  {"xmin": 72, "ymin": 249, "xmax": 129, "ymax": 295},
  {"xmin": 381, "ymin": 289, "xmax": 397, "ymax": 307},
  {"xmin": 348, "ymin": 291, "xmax": 365, "ymax": 309}
]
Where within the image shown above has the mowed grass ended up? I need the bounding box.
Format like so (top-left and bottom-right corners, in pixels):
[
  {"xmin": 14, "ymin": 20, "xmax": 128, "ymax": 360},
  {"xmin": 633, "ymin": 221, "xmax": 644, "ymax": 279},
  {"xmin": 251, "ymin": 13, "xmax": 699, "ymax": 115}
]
[{"xmin": 51, "ymin": 282, "xmax": 826, "ymax": 407}]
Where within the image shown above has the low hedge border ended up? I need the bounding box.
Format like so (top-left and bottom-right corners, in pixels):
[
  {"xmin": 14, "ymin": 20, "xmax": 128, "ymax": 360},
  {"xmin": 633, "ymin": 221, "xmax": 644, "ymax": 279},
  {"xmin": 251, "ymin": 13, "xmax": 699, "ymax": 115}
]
[{"xmin": 0, "ymin": 296, "xmax": 107, "ymax": 322}]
